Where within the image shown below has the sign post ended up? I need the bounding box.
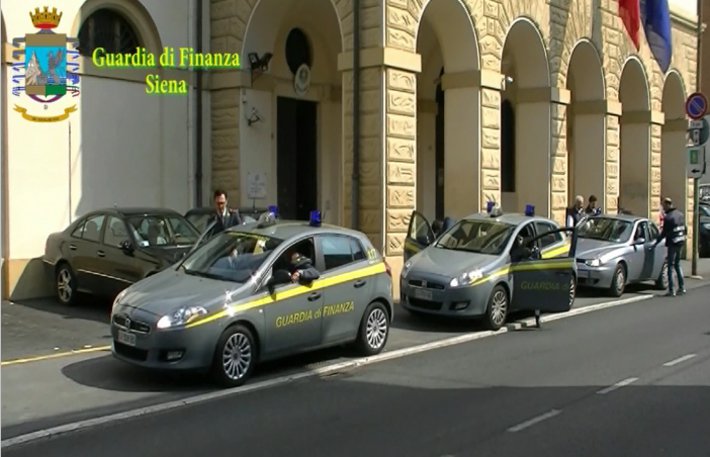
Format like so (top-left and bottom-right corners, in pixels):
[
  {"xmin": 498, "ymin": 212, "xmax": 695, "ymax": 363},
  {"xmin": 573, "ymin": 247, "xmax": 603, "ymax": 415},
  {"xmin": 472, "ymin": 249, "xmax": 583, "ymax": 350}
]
[{"xmin": 685, "ymin": 92, "xmax": 708, "ymax": 277}]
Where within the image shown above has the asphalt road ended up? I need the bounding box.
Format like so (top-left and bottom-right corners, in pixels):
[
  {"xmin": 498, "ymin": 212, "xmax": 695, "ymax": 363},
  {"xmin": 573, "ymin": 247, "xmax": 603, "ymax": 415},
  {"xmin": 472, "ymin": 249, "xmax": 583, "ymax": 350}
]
[{"xmin": 5, "ymin": 283, "xmax": 709, "ymax": 456}]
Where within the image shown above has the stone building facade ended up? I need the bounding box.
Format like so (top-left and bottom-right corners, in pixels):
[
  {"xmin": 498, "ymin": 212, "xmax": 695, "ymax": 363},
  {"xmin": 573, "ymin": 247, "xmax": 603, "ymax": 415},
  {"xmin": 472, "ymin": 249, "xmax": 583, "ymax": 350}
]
[{"xmin": 210, "ymin": 0, "xmax": 700, "ymax": 291}]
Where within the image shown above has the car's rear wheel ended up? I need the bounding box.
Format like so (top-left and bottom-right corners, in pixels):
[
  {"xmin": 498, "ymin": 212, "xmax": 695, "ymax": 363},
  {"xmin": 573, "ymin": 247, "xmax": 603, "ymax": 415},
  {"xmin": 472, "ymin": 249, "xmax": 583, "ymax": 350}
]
[
  {"xmin": 55, "ymin": 263, "xmax": 77, "ymax": 306},
  {"xmin": 655, "ymin": 260, "xmax": 669, "ymax": 290},
  {"xmin": 609, "ymin": 263, "xmax": 626, "ymax": 297},
  {"xmin": 484, "ymin": 285, "xmax": 508, "ymax": 331},
  {"xmin": 568, "ymin": 275, "xmax": 577, "ymax": 309},
  {"xmin": 211, "ymin": 324, "xmax": 257, "ymax": 388},
  {"xmin": 355, "ymin": 301, "xmax": 390, "ymax": 356}
]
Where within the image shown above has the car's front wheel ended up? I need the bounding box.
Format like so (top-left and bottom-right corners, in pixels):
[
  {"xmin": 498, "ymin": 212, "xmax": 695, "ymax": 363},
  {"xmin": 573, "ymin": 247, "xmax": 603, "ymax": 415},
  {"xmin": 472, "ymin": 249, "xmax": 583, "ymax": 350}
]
[
  {"xmin": 211, "ymin": 324, "xmax": 257, "ymax": 388},
  {"xmin": 484, "ymin": 285, "xmax": 508, "ymax": 331},
  {"xmin": 355, "ymin": 301, "xmax": 390, "ymax": 356},
  {"xmin": 55, "ymin": 263, "xmax": 77, "ymax": 306},
  {"xmin": 609, "ymin": 263, "xmax": 626, "ymax": 297}
]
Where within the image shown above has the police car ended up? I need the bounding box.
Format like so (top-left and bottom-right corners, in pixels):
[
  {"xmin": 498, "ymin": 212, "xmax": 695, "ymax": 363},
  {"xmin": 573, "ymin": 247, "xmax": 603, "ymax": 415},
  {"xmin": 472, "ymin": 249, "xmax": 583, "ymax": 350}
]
[
  {"xmin": 110, "ymin": 209, "xmax": 394, "ymax": 387},
  {"xmin": 400, "ymin": 204, "xmax": 578, "ymax": 330}
]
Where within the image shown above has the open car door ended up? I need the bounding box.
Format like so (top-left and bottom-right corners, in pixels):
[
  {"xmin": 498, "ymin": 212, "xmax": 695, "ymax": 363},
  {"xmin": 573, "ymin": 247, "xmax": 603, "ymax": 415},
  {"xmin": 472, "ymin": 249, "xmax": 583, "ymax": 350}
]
[
  {"xmin": 404, "ymin": 211, "xmax": 434, "ymax": 262},
  {"xmin": 511, "ymin": 227, "xmax": 578, "ymax": 314}
]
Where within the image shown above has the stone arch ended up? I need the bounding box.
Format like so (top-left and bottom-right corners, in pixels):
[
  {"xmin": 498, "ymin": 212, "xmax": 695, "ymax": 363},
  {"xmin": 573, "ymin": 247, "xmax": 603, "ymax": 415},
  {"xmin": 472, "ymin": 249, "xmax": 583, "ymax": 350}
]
[
  {"xmin": 415, "ymin": 0, "xmax": 481, "ymax": 219},
  {"xmin": 565, "ymin": 39, "xmax": 606, "ymax": 212},
  {"xmin": 71, "ymin": 0, "xmax": 163, "ymax": 55},
  {"xmin": 618, "ymin": 56, "xmax": 652, "ymax": 216},
  {"xmin": 240, "ymin": 0, "xmax": 344, "ymax": 221},
  {"xmin": 500, "ymin": 17, "xmax": 552, "ymax": 216},
  {"xmin": 661, "ymin": 70, "xmax": 688, "ymax": 230},
  {"xmin": 550, "ymin": 0, "xmax": 596, "ymax": 88}
]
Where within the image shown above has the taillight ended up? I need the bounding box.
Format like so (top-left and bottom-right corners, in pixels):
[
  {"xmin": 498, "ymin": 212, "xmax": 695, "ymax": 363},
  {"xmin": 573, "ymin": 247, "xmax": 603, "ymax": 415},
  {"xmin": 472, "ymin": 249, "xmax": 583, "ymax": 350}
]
[{"xmin": 384, "ymin": 259, "xmax": 392, "ymax": 277}]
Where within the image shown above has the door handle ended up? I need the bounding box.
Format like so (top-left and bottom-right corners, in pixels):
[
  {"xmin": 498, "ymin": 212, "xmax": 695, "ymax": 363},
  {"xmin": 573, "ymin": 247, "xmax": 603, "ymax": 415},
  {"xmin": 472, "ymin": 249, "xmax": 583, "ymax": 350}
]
[
  {"xmin": 97, "ymin": 250, "xmax": 106, "ymax": 257},
  {"xmin": 354, "ymin": 280, "xmax": 366, "ymax": 288},
  {"xmin": 307, "ymin": 292, "xmax": 321, "ymax": 302},
  {"xmin": 68, "ymin": 244, "xmax": 77, "ymax": 251}
]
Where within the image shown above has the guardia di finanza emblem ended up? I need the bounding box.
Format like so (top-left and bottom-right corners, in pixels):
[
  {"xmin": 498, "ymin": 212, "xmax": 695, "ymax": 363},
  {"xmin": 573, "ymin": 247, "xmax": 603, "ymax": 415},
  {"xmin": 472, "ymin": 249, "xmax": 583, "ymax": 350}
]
[{"xmin": 12, "ymin": 7, "xmax": 80, "ymax": 122}]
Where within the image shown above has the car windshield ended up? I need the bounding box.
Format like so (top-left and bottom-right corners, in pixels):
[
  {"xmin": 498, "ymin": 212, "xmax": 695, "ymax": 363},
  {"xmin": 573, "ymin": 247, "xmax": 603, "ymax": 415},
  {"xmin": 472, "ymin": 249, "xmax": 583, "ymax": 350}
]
[
  {"xmin": 180, "ymin": 231, "xmax": 284, "ymax": 283},
  {"xmin": 127, "ymin": 215, "xmax": 200, "ymax": 247},
  {"xmin": 186, "ymin": 213, "xmax": 211, "ymax": 233},
  {"xmin": 434, "ymin": 219, "xmax": 515, "ymax": 255},
  {"xmin": 576, "ymin": 217, "xmax": 633, "ymax": 242}
]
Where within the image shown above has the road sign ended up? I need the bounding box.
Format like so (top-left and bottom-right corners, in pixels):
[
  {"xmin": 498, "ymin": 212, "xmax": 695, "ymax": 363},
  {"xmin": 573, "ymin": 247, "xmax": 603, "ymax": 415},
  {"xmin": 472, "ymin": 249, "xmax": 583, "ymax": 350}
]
[
  {"xmin": 686, "ymin": 92, "xmax": 708, "ymax": 120},
  {"xmin": 689, "ymin": 120, "xmax": 704, "ymax": 129},
  {"xmin": 687, "ymin": 115, "xmax": 710, "ymax": 147},
  {"xmin": 687, "ymin": 144, "xmax": 706, "ymax": 179}
]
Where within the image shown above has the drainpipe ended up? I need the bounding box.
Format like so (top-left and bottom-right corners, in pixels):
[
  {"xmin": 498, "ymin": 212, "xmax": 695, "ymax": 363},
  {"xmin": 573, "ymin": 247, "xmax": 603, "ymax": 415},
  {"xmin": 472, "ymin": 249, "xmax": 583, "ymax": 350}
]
[
  {"xmin": 194, "ymin": 0, "xmax": 204, "ymax": 207},
  {"xmin": 350, "ymin": 0, "xmax": 361, "ymax": 229}
]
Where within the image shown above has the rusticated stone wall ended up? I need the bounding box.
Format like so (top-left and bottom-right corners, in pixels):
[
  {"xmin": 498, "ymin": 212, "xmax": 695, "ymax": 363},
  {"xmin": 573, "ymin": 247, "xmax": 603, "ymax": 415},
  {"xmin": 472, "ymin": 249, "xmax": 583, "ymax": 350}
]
[{"xmin": 550, "ymin": 102, "xmax": 568, "ymax": 225}]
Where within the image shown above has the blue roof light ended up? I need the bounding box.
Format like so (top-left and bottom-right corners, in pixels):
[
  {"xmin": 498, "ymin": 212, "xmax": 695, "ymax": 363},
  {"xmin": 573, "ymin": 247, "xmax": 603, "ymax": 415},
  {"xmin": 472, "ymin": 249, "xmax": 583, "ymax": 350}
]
[
  {"xmin": 486, "ymin": 201, "xmax": 495, "ymax": 213},
  {"xmin": 267, "ymin": 205, "xmax": 279, "ymax": 218},
  {"xmin": 525, "ymin": 204, "xmax": 535, "ymax": 217},
  {"xmin": 309, "ymin": 210, "xmax": 322, "ymax": 227}
]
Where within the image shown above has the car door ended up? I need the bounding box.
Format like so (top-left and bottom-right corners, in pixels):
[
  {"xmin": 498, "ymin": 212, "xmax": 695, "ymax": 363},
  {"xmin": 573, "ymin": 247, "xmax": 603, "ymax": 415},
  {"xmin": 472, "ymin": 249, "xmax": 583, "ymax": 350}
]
[
  {"xmin": 534, "ymin": 221, "xmax": 569, "ymax": 259},
  {"xmin": 97, "ymin": 215, "xmax": 146, "ymax": 296},
  {"xmin": 314, "ymin": 233, "xmax": 373, "ymax": 344},
  {"xmin": 626, "ymin": 221, "xmax": 648, "ymax": 281},
  {"xmin": 404, "ymin": 211, "xmax": 434, "ymax": 262},
  {"xmin": 260, "ymin": 236, "xmax": 324, "ymax": 356},
  {"xmin": 69, "ymin": 214, "xmax": 107, "ymax": 294},
  {"xmin": 638, "ymin": 220, "xmax": 660, "ymax": 280},
  {"xmin": 511, "ymin": 224, "xmax": 575, "ymax": 313},
  {"xmin": 647, "ymin": 221, "xmax": 666, "ymax": 277}
]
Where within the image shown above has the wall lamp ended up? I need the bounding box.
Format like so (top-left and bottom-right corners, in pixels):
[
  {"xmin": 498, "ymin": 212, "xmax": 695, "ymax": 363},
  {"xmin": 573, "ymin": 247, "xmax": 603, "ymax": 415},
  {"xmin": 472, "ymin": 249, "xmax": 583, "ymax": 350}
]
[
  {"xmin": 501, "ymin": 75, "xmax": 514, "ymax": 91},
  {"xmin": 246, "ymin": 107, "xmax": 262, "ymax": 126},
  {"xmin": 248, "ymin": 52, "xmax": 273, "ymax": 82}
]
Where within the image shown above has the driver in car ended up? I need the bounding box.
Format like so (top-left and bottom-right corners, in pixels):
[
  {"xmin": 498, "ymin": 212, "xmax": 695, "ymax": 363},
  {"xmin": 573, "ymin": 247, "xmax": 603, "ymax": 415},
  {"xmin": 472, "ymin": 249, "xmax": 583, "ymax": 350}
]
[
  {"xmin": 288, "ymin": 252, "xmax": 320, "ymax": 284},
  {"xmin": 511, "ymin": 235, "xmax": 535, "ymax": 260}
]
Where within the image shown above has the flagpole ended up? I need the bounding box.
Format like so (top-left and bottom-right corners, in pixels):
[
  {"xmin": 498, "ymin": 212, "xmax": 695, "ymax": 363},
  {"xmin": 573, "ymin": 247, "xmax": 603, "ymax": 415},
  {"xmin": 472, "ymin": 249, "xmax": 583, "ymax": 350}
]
[{"xmin": 692, "ymin": 0, "xmax": 703, "ymax": 277}]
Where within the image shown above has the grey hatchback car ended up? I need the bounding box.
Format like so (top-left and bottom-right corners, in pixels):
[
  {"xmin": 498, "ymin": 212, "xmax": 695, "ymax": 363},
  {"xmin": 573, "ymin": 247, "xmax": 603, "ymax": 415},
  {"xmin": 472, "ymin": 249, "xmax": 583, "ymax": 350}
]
[{"xmin": 110, "ymin": 213, "xmax": 394, "ymax": 387}]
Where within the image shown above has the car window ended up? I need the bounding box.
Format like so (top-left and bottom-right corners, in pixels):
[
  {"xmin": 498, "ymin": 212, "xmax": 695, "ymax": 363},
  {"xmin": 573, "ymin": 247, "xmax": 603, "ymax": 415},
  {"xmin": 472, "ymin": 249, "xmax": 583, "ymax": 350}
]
[
  {"xmin": 577, "ymin": 217, "xmax": 633, "ymax": 242},
  {"xmin": 167, "ymin": 216, "xmax": 201, "ymax": 245},
  {"xmin": 71, "ymin": 220, "xmax": 85, "ymax": 238},
  {"xmin": 699, "ymin": 205, "xmax": 710, "ymax": 217},
  {"xmin": 272, "ymin": 238, "xmax": 316, "ymax": 274},
  {"xmin": 648, "ymin": 222, "xmax": 660, "ymax": 240},
  {"xmin": 435, "ymin": 219, "xmax": 515, "ymax": 255},
  {"xmin": 534, "ymin": 221, "xmax": 561, "ymax": 248},
  {"xmin": 186, "ymin": 213, "xmax": 210, "ymax": 233},
  {"xmin": 82, "ymin": 215, "xmax": 106, "ymax": 243},
  {"xmin": 635, "ymin": 222, "xmax": 649, "ymax": 240},
  {"xmin": 350, "ymin": 238, "xmax": 366, "ymax": 261},
  {"xmin": 127, "ymin": 215, "xmax": 199, "ymax": 247},
  {"xmin": 320, "ymin": 235, "xmax": 359, "ymax": 271},
  {"xmin": 103, "ymin": 216, "xmax": 128, "ymax": 247}
]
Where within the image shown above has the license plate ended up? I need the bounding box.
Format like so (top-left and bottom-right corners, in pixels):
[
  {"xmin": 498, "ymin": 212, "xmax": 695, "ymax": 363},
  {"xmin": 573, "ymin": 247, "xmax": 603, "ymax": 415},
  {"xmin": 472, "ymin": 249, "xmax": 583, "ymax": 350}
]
[
  {"xmin": 412, "ymin": 287, "xmax": 433, "ymax": 301},
  {"xmin": 117, "ymin": 330, "xmax": 136, "ymax": 347}
]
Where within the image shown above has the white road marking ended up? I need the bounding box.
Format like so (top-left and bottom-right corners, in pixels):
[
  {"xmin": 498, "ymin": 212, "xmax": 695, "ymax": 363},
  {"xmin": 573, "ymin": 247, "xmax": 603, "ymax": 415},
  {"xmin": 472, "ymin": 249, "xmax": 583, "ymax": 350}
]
[
  {"xmin": 1, "ymin": 294, "xmax": 654, "ymax": 449},
  {"xmin": 596, "ymin": 377, "xmax": 639, "ymax": 395},
  {"xmin": 507, "ymin": 409, "xmax": 562, "ymax": 433},
  {"xmin": 662, "ymin": 354, "xmax": 697, "ymax": 367}
]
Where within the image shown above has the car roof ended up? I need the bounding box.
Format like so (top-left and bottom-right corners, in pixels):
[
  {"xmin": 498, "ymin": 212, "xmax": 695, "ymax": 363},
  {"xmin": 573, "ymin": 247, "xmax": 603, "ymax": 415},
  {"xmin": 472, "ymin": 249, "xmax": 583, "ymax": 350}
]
[
  {"xmin": 589, "ymin": 213, "xmax": 644, "ymax": 223},
  {"xmin": 88, "ymin": 207, "xmax": 183, "ymax": 217},
  {"xmin": 225, "ymin": 219, "xmax": 368, "ymax": 241},
  {"xmin": 462, "ymin": 212, "xmax": 555, "ymax": 226}
]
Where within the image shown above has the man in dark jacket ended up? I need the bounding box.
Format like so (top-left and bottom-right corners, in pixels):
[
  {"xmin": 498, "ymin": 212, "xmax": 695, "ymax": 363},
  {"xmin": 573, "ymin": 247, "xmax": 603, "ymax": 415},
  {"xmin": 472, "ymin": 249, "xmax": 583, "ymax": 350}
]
[
  {"xmin": 584, "ymin": 195, "xmax": 602, "ymax": 216},
  {"xmin": 288, "ymin": 252, "xmax": 319, "ymax": 284},
  {"xmin": 566, "ymin": 195, "xmax": 585, "ymax": 227},
  {"xmin": 207, "ymin": 189, "xmax": 242, "ymax": 237},
  {"xmin": 654, "ymin": 197, "xmax": 686, "ymax": 296}
]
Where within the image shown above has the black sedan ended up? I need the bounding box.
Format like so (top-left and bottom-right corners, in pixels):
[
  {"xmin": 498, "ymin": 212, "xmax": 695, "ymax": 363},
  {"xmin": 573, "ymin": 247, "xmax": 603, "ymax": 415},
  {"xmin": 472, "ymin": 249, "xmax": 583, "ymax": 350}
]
[
  {"xmin": 184, "ymin": 206, "xmax": 265, "ymax": 233},
  {"xmin": 43, "ymin": 207, "xmax": 200, "ymax": 305}
]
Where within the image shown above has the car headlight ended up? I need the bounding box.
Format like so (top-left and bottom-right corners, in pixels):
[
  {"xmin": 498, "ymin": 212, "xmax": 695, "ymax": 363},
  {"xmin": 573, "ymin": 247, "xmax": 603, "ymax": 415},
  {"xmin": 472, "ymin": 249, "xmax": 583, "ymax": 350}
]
[
  {"xmin": 584, "ymin": 258, "xmax": 602, "ymax": 267},
  {"xmin": 449, "ymin": 269, "xmax": 484, "ymax": 288},
  {"xmin": 112, "ymin": 289, "xmax": 128, "ymax": 313},
  {"xmin": 401, "ymin": 260, "xmax": 413, "ymax": 278},
  {"xmin": 156, "ymin": 306, "xmax": 208, "ymax": 329}
]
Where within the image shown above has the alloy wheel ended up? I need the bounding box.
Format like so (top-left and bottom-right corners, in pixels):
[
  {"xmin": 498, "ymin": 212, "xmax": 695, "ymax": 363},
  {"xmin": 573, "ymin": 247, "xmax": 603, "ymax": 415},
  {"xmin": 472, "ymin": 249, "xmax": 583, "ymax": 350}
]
[
  {"xmin": 57, "ymin": 268, "xmax": 73, "ymax": 304},
  {"xmin": 221, "ymin": 332, "xmax": 253, "ymax": 381},
  {"xmin": 365, "ymin": 308, "xmax": 388, "ymax": 350},
  {"xmin": 491, "ymin": 289, "xmax": 508, "ymax": 327}
]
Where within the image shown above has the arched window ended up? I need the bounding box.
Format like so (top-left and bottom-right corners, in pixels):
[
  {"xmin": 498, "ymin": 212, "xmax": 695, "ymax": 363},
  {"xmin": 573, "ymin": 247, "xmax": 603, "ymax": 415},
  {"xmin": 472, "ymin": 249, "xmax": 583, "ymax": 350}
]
[
  {"xmin": 78, "ymin": 9, "xmax": 141, "ymax": 57},
  {"xmin": 501, "ymin": 99, "xmax": 516, "ymax": 193},
  {"xmin": 285, "ymin": 28, "xmax": 312, "ymax": 75}
]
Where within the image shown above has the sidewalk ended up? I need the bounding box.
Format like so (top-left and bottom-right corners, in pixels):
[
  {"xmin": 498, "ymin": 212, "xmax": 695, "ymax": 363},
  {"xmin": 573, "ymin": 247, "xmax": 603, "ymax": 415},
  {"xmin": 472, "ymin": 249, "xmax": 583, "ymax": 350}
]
[{"xmin": 680, "ymin": 258, "xmax": 710, "ymax": 279}]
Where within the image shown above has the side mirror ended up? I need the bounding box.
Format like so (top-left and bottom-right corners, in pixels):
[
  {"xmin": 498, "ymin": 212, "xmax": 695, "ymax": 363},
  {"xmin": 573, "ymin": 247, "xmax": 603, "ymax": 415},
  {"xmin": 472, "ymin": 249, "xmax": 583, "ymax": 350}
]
[
  {"xmin": 266, "ymin": 269, "xmax": 292, "ymax": 291},
  {"xmin": 634, "ymin": 237, "xmax": 646, "ymax": 246},
  {"xmin": 119, "ymin": 240, "xmax": 134, "ymax": 253}
]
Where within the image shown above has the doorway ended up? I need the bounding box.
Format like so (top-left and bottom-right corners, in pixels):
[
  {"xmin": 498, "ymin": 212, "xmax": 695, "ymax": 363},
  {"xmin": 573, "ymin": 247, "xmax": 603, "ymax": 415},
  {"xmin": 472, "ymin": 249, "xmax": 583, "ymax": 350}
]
[
  {"xmin": 435, "ymin": 68, "xmax": 445, "ymax": 220},
  {"xmin": 277, "ymin": 97, "xmax": 318, "ymax": 220}
]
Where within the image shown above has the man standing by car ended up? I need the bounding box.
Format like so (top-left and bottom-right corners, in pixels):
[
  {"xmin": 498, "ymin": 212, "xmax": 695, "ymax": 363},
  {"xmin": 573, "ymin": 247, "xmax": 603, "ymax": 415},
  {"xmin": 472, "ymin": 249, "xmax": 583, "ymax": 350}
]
[
  {"xmin": 207, "ymin": 189, "xmax": 242, "ymax": 237},
  {"xmin": 584, "ymin": 195, "xmax": 602, "ymax": 216},
  {"xmin": 566, "ymin": 195, "xmax": 585, "ymax": 228},
  {"xmin": 655, "ymin": 197, "xmax": 686, "ymax": 296}
]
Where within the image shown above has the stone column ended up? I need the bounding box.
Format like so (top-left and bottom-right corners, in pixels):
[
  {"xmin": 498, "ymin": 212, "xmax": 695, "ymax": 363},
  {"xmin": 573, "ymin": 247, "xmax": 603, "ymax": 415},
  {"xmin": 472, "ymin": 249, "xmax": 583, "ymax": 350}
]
[
  {"xmin": 605, "ymin": 105, "xmax": 622, "ymax": 214},
  {"xmin": 479, "ymin": 71, "xmax": 503, "ymax": 209},
  {"xmin": 550, "ymin": 93, "xmax": 569, "ymax": 225},
  {"xmin": 649, "ymin": 118, "xmax": 664, "ymax": 216}
]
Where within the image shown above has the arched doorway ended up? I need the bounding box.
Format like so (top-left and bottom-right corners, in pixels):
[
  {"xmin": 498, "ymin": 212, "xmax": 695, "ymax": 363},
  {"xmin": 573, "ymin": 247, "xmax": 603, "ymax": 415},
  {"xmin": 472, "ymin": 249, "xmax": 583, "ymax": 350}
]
[
  {"xmin": 242, "ymin": 0, "xmax": 342, "ymax": 222},
  {"xmin": 566, "ymin": 40, "xmax": 606, "ymax": 210},
  {"xmin": 661, "ymin": 71, "xmax": 688, "ymax": 228},
  {"xmin": 500, "ymin": 19, "xmax": 551, "ymax": 215},
  {"xmin": 415, "ymin": 0, "xmax": 480, "ymax": 220},
  {"xmin": 618, "ymin": 58, "xmax": 651, "ymax": 217}
]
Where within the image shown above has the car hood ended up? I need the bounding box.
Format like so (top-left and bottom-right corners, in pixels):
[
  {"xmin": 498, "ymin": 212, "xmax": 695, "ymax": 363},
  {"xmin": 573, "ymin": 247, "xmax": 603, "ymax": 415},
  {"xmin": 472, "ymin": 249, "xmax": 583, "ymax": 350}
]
[
  {"xmin": 576, "ymin": 238, "xmax": 626, "ymax": 259},
  {"xmin": 119, "ymin": 268, "xmax": 250, "ymax": 317},
  {"xmin": 142, "ymin": 245, "xmax": 193, "ymax": 265},
  {"xmin": 409, "ymin": 246, "xmax": 498, "ymax": 278}
]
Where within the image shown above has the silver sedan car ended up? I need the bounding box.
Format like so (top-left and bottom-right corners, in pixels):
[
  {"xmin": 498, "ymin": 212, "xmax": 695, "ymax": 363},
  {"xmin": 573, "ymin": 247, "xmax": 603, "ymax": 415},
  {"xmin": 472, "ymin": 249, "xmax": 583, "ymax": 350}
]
[
  {"xmin": 110, "ymin": 213, "xmax": 394, "ymax": 387},
  {"xmin": 575, "ymin": 214, "xmax": 669, "ymax": 296}
]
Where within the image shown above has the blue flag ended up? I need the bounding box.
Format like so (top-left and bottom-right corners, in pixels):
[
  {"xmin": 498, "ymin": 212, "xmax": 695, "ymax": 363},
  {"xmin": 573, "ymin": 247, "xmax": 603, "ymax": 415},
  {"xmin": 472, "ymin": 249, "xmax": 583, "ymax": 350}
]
[{"xmin": 641, "ymin": 0, "xmax": 672, "ymax": 73}]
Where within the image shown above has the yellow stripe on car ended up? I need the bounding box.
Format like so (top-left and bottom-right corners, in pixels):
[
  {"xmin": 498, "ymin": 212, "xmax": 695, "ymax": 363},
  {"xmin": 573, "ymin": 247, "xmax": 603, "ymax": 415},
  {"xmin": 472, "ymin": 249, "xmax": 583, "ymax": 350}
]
[
  {"xmin": 541, "ymin": 241, "xmax": 571, "ymax": 259},
  {"xmin": 469, "ymin": 258, "xmax": 574, "ymax": 287},
  {"xmin": 186, "ymin": 262, "xmax": 387, "ymax": 329}
]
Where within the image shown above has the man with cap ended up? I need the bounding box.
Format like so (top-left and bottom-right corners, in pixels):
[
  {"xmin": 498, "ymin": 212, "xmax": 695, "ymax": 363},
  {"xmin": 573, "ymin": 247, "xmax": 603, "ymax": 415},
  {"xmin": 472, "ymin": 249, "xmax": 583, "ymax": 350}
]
[{"xmin": 654, "ymin": 197, "xmax": 687, "ymax": 296}]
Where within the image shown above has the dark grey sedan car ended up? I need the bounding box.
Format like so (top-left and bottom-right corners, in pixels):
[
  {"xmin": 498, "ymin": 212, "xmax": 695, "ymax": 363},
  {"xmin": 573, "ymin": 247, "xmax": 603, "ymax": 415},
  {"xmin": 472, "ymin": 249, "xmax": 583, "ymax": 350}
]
[{"xmin": 574, "ymin": 214, "xmax": 668, "ymax": 296}]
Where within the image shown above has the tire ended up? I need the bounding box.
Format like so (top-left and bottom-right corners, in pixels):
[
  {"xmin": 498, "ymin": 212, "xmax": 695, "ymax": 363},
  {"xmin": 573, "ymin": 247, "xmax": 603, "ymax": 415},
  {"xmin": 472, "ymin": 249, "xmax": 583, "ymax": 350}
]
[
  {"xmin": 609, "ymin": 263, "xmax": 626, "ymax": 297},
  {"xmin": 55, "ymin": 262, "xmax": 78, "ymax": 306},
  {"xmin": 655, "ymin": 260, "xmax": 669, "ymax": 290},
  {"xmin": 355, "ymin": 301, "xmax": 390, "ymax": 356},
  {"xmin": 211, "ymin": 324, "xmax": 257, "ymax": 388},
  {"xmin": 568, "ymin": 275, "xmax": 577, "ymax": 309},
  {"xmin": 483, "ymin": 284, "xmax": 508, "ymax": 331}
]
